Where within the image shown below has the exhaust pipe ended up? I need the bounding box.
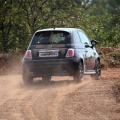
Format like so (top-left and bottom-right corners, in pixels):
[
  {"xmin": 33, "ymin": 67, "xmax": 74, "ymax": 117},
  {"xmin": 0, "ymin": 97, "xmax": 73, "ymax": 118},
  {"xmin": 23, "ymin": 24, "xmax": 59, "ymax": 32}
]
[
  {"xmin": 30, "ymin": 72, "xmax": 34, "ymax": 77},
  {"xmin": 63, "ymin": 71, "xmax": 68, "ymax": 76}
]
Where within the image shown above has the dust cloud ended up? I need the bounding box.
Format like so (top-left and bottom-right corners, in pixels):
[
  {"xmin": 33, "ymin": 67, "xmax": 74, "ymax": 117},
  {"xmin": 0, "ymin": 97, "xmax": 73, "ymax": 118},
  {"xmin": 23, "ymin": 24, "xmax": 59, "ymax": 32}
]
[{"xmin": 0, "ymin": 64, "xmax": 120, "ymax": 120}]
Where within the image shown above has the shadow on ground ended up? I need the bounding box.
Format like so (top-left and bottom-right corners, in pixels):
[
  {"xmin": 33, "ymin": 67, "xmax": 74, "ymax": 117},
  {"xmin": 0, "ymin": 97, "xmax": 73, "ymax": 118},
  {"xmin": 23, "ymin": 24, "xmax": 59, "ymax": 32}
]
[{"xmin": 20, "ymin": 78, "xmax": 81, "ymax": 90}]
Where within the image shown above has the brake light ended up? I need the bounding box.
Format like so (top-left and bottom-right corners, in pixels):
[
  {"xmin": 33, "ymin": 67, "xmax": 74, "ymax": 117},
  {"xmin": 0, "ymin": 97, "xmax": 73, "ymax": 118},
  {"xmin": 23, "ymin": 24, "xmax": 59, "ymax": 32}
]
[
  {"xmin": 25, "ymin": 50, "xmax": 32, "ymax": 59},
  {"xmin": 66, "ymin": 48, "xmax": 74, "ymax": 57}
]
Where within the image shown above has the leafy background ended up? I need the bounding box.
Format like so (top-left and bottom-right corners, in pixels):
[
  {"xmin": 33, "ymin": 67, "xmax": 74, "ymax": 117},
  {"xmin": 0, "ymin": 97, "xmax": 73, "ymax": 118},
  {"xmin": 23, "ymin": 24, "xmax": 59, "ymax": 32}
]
[
  {"xmin": 0, "ymin": 0, "xmax": 120, "ymax": 73},
  {"xmin": 0, "ymin": 0, "xmax": 120, "ymax": 52}
]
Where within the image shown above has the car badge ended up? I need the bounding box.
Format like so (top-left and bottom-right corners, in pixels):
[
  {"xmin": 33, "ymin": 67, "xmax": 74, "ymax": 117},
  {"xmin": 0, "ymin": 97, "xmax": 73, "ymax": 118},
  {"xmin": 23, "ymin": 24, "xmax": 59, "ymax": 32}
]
[{"xmin": 48, "ymin": 45, "xmax": 52, "ymax": 48}]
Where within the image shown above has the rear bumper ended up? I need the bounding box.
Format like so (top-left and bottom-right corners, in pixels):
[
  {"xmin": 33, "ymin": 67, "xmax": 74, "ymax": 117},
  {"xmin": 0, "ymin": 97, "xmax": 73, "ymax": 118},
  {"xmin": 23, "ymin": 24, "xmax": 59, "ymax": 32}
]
[{"xmin": 22, "ymin": 58, "xmax": 78, "ymax": 77}]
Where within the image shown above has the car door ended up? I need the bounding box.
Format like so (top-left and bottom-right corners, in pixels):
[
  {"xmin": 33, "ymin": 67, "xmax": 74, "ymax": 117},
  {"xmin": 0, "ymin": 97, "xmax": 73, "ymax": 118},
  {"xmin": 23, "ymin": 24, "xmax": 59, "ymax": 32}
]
[{"xmin": 78, "ymin": 31, "xmax": 96, "ymax": 71}]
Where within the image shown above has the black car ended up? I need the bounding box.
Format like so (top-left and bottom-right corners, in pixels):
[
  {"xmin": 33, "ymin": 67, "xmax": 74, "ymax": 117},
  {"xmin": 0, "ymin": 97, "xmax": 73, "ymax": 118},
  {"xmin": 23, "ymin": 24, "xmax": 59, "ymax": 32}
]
[{"xmin": 22, "ymin": 28, "xmax": 101, "ymax": 84}]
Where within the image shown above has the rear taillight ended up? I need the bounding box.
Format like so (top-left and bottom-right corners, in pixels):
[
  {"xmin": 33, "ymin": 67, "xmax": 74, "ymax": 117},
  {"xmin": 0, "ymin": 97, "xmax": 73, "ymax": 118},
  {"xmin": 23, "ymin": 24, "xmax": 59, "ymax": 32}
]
[
  {"xmin": 25, "ymin": 50, "xmax": 32, "ymax": 59},
  {"xmin": 66, "ymin": 48, "xmax": 74, "ymax": 57}
]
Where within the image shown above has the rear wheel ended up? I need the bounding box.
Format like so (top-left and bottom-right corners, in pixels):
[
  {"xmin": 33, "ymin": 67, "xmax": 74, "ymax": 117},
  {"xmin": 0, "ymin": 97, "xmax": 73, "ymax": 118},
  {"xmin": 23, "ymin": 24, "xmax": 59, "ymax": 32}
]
[
  {"xmin": 96, "ymin": 60, "xmax": 101, "ymax": 80},
  {"xmin": 22, "ymin": 72, "xmax": 33, "ymax": 84},
  {"xmin": 91, "ymin": 60, "xmax": 101, "ymax": 80},
  {"xmin": 73, "ymin": 61, "xmax": 84, "ymax": 82},
  {"xmin": 42, "ymin": 75, "xmax": 51, "ymax": 82}
]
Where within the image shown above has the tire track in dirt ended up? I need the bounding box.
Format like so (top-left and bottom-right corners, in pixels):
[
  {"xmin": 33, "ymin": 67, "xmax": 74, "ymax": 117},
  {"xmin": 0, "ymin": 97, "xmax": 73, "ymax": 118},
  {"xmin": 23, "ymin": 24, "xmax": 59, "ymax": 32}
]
[
  {"xmin": 58, "ymin": 79, "xmax": 120, "ymax": 120},
  {"xmin": 0, "ymin": 75, "xmax": 48, "ymax": 120},
  {"xmin": 0, "ymin": 75, "xmax": 92, "ymax": 120},
  {"xmin": 0, "ymin": 74, "xmax": 119, "ymax": 120},
  {"xmin": 31, "ymin": 77, "xmax": 92, "ymax": 120}
]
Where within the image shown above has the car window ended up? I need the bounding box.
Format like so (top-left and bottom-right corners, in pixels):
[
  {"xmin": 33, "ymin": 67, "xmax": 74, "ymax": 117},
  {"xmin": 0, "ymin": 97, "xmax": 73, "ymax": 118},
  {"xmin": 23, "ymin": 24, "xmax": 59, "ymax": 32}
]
[
  {"xmin": 72, "ymin": 30, "xmax": 82, "ymax": 44},
  {"xmin": 78, "ymin": 31, "xmax": 90, "ymax": 44},
  {"xmin": 31, "ymin": 31, "xmax": 71, "ymax": 45}
]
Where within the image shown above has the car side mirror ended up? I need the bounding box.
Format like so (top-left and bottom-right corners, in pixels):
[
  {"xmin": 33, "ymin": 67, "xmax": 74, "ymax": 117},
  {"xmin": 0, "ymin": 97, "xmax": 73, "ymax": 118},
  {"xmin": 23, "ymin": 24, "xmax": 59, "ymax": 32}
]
[{"xmin": 91, "ymin": 40, "xmax": 99, "ymax": 48}]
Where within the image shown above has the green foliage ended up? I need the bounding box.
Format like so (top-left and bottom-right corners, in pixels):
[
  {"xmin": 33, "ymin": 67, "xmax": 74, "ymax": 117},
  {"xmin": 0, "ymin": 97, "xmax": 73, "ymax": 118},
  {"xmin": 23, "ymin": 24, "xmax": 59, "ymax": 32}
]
[
  {"xmin": 109, "ymin": 59, "xmax": 119, "ymax": 67},
  {"xmin": 0, "ymin": 0, "xmax": 120, "ymax": 52},
  {"xmin": 90, "ymin": 0, "xmax": 120, "ymax": 14},
  {"xmin": 113, "ymin": 50, "xmax": 120, "ymax": 60}
]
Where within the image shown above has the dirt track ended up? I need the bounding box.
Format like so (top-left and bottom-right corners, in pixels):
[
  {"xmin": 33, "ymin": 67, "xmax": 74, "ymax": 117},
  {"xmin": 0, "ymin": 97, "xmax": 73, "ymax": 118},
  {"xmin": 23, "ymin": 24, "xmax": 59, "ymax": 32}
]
[{"xmin": 0, "ymin": 69, "xmax": 120, "ymax": 120}]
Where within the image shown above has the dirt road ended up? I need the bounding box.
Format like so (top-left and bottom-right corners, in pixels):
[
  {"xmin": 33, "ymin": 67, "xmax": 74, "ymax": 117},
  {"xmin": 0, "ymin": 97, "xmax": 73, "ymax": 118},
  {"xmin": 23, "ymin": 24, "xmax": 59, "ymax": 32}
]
[{"xmin": 0, "ymin": 69, "xmax": 120, "ymax": 120}]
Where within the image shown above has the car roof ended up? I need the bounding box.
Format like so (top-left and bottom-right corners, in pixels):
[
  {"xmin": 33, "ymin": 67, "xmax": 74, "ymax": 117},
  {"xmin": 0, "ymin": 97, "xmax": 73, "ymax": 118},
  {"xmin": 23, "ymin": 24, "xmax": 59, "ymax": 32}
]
[{"xmin": 35, "ymin": 28, "xmax": 83, "ymax": 33}]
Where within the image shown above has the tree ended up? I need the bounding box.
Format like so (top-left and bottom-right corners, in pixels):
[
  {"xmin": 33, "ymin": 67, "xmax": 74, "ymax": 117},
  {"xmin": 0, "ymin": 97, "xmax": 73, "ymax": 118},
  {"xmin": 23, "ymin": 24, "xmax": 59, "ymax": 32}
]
[
  {"xmin": 0, "ymin": 0, "xmax": 86, "ymax": 52},
  {"xmin": 90, "ymin": 0, "xmax": 120, "ymax": 14},
  {"xmin": 0, "ymin": 0, "xmax": 120, "ymax": 53}
]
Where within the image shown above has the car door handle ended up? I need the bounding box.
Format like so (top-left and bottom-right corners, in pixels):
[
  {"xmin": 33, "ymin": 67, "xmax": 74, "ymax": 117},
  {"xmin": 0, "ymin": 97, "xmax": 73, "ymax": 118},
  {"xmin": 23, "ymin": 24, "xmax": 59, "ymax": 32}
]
[{"xmin": 85, "ymin": 50, "xmax": 88, "ymax": 52}]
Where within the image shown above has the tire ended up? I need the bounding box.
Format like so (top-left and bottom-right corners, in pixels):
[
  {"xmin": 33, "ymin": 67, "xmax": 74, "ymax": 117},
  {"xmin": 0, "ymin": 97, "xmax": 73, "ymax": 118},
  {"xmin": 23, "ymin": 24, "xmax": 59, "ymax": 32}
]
[
  {"xmin": 91, "ymin": 59, "xmax": 101, "ymax": 80},
  {"xmin": 73, "ymin": 61, "xmax": 84, "ymax": 82},
  {"xmin": 42, "ymin": 75, "xmax": 51, "ymax": 82},
  {"xmin": 22, "ymin": 71, "xmax": 33, "ymax": 85}
]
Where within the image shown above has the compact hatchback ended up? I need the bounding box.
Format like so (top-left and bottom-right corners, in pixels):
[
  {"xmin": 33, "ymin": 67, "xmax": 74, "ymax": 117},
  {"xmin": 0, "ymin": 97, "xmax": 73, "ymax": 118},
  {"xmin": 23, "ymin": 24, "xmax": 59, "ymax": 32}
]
[{"xmin": 22, "ymin": 28, "xmax": 101, "ymax": 84}]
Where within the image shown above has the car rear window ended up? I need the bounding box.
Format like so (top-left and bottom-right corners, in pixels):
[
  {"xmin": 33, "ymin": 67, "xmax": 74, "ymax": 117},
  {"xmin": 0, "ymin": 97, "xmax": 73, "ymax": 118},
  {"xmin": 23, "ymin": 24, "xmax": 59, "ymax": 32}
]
[{"xmin": 31, "ymin": 31, "xmax": 71, "ymax": 45}]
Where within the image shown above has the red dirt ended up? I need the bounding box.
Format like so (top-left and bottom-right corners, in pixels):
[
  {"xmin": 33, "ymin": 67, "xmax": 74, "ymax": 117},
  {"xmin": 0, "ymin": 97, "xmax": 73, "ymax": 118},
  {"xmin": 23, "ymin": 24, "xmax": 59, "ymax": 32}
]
[{"xmin": 0, "ymin": 68, "xmax": 120, "ymax": 120}]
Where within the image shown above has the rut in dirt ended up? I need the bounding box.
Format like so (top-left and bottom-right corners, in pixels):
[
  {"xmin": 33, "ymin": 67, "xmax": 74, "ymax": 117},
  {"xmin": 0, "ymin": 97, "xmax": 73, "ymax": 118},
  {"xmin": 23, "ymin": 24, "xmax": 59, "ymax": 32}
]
[{"xmin": 0, "ymin": 74, "xmax": 120, "ymax": 120}]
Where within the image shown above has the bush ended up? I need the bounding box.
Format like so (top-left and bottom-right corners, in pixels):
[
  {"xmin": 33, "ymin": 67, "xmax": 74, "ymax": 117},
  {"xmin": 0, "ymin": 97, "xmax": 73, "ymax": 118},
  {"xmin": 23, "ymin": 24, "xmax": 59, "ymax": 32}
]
[{"xmin": 113, "ymin": 50, "xmax": 120, "ymax": 60}]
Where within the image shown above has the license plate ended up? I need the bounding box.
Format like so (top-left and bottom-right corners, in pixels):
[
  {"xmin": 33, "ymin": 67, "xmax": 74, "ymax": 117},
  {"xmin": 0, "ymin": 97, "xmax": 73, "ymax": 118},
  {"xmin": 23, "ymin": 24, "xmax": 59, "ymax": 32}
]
[{"xmin": 39, "ymin": 51, "xmax": 58, "ymax": 57}]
